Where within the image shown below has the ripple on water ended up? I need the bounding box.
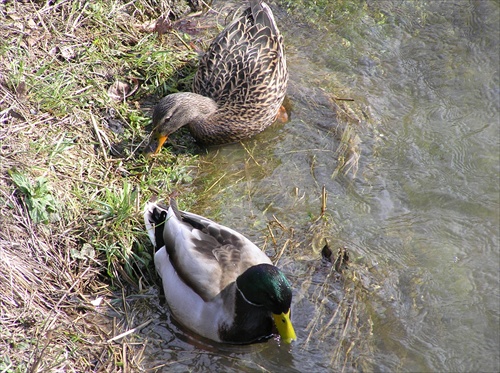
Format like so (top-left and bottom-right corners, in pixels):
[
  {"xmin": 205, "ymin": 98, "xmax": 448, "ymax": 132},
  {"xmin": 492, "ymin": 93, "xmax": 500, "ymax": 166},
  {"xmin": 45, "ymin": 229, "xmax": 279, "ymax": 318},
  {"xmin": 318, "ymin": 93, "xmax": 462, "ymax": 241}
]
[{"xmin": 140, "ymin": 0, "xmax": 500, "ymax": 371}]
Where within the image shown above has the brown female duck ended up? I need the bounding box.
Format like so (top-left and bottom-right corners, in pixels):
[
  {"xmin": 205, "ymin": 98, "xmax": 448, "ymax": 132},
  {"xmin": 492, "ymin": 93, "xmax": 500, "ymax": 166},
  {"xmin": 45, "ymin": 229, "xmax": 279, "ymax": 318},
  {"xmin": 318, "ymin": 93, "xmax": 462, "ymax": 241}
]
[{"xmin": 147, "ymin": 0, "xmax": 287, "ymax": 153}]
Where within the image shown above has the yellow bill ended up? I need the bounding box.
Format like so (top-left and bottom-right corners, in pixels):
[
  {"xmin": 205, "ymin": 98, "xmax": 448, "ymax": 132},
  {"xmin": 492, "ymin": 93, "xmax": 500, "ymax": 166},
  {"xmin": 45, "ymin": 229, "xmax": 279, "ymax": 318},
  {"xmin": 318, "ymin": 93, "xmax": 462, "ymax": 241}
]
[
  {"xmin": 273, "ymin": 310, "xmax": 296, "ymax": 343},
  {"xmin": 154, "ymin": 135, "xmax": 168, "ymax": 154}
]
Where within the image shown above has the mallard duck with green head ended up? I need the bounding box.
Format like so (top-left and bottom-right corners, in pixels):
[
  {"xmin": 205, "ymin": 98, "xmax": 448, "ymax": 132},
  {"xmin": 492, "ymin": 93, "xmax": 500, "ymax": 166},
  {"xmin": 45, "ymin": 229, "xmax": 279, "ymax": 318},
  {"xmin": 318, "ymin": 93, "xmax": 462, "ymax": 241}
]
[
  {"xmin": 147, "ymin": 0, "xmax": 288, "ymax": 153},
  {"xmin": 144, "ymin": 198, "xmax": 296, "ymax": 344}
]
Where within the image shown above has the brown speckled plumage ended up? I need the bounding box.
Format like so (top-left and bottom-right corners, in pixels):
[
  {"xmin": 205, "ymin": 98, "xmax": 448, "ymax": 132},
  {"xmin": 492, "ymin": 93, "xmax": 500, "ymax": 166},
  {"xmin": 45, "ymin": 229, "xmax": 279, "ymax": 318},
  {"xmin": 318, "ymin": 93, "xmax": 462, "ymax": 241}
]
[{"xmin": 148, "ymin": 0, "xmax": 287, "ymax": 151}]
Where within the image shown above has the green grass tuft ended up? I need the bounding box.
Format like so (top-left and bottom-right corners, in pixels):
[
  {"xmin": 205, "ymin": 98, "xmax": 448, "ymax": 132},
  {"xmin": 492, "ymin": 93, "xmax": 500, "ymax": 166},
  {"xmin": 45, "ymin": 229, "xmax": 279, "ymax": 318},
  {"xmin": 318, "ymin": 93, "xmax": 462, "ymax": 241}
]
[
  {"xmin": 0, "ymin": 0, "xmax": 205, "ymax": 370},
  {"xmin": 8, "ymin": 168, "xmax": 59, "ymax": 224}
]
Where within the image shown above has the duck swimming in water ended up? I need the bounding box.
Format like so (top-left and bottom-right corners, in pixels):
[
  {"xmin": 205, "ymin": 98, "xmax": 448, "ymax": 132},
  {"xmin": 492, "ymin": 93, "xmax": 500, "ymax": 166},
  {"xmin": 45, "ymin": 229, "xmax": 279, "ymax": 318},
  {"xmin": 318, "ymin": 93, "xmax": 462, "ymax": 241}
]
[
  {"xmin": 144, "ymin": 199, "xmax": 296, "ymax": 344},
  {"xmin": 147, "ymin": 0, "xmax": 288, "ymax": 152}
]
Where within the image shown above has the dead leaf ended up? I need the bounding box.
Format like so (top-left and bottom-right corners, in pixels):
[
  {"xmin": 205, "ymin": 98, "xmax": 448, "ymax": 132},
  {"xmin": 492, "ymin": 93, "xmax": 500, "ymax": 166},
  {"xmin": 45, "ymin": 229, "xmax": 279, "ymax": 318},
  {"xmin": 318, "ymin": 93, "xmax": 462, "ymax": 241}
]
[
  {"xmin": 27, "ymin": 18, "xmax": 37, "ymax": 29},
  {"xmin": 15, "ymin": 81, "xmax": 27, "ymax": 99},
  {"xmin": 107, "ymin": 81, "xmax": 131, "ymax": 101},
  {"xmin": 60, "ymin": 46, "xmax": 76, "ymax": 60},
  {"xmin": 138, "ymin": 19, "xmax": 157, "ymax": 33},
  {"xmin": 154, "ymin": 15, "xmax": 173, "ymax": 36},
  {"xmin": 90, "ymin": 296, "xmax": 103, "ymax": 307},
  {"xmin": 49, "ymin": 45, "xmax": 77, "ymax": 61}
]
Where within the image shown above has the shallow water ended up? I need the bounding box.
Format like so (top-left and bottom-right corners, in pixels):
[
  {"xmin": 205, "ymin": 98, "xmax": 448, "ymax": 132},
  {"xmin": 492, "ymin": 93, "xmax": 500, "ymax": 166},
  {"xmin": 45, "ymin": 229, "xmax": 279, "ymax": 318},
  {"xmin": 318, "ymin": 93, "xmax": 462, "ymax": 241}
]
[{"xmin": 142, "ymin": 1, "xmax": 500, "ymax": 371}]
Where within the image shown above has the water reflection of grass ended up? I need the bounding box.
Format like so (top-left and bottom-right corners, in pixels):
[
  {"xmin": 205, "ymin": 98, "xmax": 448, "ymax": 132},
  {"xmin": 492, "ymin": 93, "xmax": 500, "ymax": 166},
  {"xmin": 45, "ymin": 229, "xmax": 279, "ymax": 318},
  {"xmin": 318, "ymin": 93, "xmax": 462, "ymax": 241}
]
[{"xmin": 261, "ymin": 188, "xmax": 377, "ymax": 371}]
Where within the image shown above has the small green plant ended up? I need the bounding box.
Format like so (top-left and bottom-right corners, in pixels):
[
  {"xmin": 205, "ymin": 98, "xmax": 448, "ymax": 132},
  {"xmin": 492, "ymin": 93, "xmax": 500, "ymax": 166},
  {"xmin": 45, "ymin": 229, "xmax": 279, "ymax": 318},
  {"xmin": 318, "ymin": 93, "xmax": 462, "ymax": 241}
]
[
  {"xmin": 92, "ymin": 180, "xmax": 155, "ymax": 281},
  {"xmin": 95, "ymin": 180, "xmax": 137, "ymax": 224},
  {"xmin": 0, "ymin": 0, "xmax": 203, "ymax": 370},
  {"xmin": 8, "ymin": 169, "xmax": 59, "ymax": 224}
]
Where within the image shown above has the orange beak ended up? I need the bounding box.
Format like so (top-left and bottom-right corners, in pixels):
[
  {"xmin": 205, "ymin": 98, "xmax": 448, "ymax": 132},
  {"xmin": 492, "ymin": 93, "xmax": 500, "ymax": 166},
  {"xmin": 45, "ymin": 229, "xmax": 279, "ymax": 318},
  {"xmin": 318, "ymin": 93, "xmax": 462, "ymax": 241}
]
[{"xmin": 154, "ymin": 135, "xmax": 168, "ymax": 154}]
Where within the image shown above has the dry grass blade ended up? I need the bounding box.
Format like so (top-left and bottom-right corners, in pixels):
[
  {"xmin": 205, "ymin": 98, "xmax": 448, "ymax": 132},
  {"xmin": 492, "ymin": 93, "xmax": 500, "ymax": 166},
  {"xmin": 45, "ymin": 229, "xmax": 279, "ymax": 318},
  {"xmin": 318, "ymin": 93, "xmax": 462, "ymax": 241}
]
[
  {"xmin": 259, "ymin": 189, "xmax": 376, "ymax": 371},
  {"xmin": 0, "ymin": 0, "xmax": 203, "ymax": 371},
  {"xmin": 107, "ymin": 319, "xmax": 153, "ymax": 343}
]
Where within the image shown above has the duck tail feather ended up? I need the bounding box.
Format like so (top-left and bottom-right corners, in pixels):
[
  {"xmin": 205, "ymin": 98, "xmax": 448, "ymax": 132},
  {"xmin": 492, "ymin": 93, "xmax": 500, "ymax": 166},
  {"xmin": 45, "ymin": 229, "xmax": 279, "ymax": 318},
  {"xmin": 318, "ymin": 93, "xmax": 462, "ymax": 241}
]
[
  {"xmin": 168, "ymin": 197, "xmax": 183, "ymax": 220},
  {"xmin": 251, "ymin": 1, "xmax": 277, "ymax": 32},
  {"xmin": 143, "ymin": 201, "xmax": 168, "ymax": 249}
]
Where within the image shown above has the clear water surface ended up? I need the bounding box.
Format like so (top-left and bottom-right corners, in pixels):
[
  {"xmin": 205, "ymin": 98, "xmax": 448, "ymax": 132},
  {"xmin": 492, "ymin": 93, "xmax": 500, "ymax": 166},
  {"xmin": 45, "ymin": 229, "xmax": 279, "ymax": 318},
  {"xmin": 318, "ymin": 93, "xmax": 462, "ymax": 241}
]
[{"xmin": 141, "ymin": 1, "xmax": 500, "ymax": 371}]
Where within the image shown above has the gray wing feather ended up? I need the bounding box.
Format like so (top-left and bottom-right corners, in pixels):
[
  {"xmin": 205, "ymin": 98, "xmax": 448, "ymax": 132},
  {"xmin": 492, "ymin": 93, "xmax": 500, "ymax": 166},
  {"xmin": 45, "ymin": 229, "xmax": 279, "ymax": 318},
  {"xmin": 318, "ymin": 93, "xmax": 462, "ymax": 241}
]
[{"xmin": 162, "ymin": 202, "xmax": 271, "ymax": 301}]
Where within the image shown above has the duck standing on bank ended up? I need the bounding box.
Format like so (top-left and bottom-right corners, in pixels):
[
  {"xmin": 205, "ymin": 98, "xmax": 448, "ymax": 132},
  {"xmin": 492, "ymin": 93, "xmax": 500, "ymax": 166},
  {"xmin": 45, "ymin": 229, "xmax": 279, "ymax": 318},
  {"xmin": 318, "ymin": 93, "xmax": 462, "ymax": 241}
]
[
  {"xmin": 144, "ymin": 199, "xmax": 296, "ymax": 344},
  {"xmin": 147, "ymin": 0, "xmax": 288, "ymax": 153}
]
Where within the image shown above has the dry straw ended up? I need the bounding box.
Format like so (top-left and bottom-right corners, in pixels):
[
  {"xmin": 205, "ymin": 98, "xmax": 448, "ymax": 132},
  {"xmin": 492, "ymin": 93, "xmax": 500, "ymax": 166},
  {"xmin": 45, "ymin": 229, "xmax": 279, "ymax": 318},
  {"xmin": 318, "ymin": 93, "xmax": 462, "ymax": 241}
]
[{"xmin": 0, "ymin": 0, "xmax": 201, "ymax": 370}]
